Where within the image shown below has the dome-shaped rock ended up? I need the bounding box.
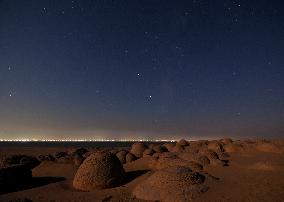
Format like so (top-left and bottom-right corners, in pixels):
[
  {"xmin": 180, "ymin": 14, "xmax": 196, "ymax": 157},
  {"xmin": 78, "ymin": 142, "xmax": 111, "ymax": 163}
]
[
  {"xmin": 177, "ymin": 139, "xmax": 189, "ymax": 146},
  {"xmin": 143, "ymin": 149, "xmax": 155, "ymax": 157},
  {"xmin": 73, "ymin": 151, "xmax": 125, "ymax": 191},
  {"xmin": 133, "ymin": 166, "xmax": 207, "ymax": 202},
  {"xmin": 125, "ymin": 153, "xmax": 137, "ymax": 163},
  {"xmin": 152, "ymin": 145, "xmax": 168, "ymax": 153},
  {"xmin": 116, "ymin": 150, "xmax": 128, "ymax": 164},
  {"xmin": 130, "ymin": 142, "xmax": 147, "ymax": 158}
]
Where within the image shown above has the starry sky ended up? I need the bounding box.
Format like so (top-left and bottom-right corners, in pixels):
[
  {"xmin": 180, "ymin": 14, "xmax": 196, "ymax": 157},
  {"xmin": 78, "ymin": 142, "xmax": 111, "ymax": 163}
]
[{"xmin": 0, "ymin": 0, "xmax": 284, "ymax": 140}]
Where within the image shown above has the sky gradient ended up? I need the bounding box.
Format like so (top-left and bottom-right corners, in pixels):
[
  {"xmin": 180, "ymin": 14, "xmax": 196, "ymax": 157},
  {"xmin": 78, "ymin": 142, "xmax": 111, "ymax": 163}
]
[{"xmin": 0, "ymin": 0, "xmax": 284, "ymax": 140}]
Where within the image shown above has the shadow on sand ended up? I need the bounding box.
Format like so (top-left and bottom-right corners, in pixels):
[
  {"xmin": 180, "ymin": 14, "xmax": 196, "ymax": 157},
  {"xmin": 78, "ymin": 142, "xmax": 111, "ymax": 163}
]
[
  {"xmin": 0, "ymin": 176, "xmax": 66, "ymax": 195},
  {"xmin": 122, "ymin": 169, "xmax": 151, "ymax": 185}
]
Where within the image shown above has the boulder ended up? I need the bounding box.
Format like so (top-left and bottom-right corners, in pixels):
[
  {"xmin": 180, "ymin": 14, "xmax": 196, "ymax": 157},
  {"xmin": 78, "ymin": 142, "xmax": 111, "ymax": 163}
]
[
  {"xmin": 19, "ymin": 156, "xmax": 40, "ymax": 169},
  {"xmin": 54, "ymin": 151, "xmax": 69, "ymax": 159},
  {"xmin": 3, "ymin": 155, "xmax": 40, "ymax": 169},
  {"xmin": 73, "ymin": 154, "xmax": 85, "ymax": 166},
  {"xmin": 0, "ymin": 164, "xmax": 32, "ymax": 191},
  {"xmin": 152, "ymin": 145, "xmax": 168, "ymax": 153},
  {"xmin": 73, "ymin": 151, "xmax": 125, "ymax": 191},
  {"xmin": 221, "ymin": 138, "xmax": 233, "ymax": 145},
  {"xmin": 177, "ymin": 139, "xmax": 189, "ymax": 146},
  {"xmin": 171, "ymin": 144, "xmax": 184, "ymax": 153},
  {"xmin": 38, "ymin": 154, "xmax": 55, "ymax": 162},
  {"xmin": 207, "ymin": 141, "xmax": 224, "ymax": 153},
  {"xmin": 69, "ymin": 148, "xmax": 89, "ymax": 157},
  {"xmin": 130, "ymin": 142, "xmax": 147, "ymax": 158},
  {"xmin": 143, "ymin": 149, "xmax": 155, "ymax": 157},
  {"xmin": 125, "ymin": 153, "xmax": 137, "ymax": 163},
  {"xmin": 163, "ymin": 143, "xmax": 175, "ymax": 151},
  {"xmin": 116, "ymin": 150, "xmax": 128, "ymax": 164},
  {"xmin": 133, "ymin": 166, "xmax": 207, "ymax": 202}
]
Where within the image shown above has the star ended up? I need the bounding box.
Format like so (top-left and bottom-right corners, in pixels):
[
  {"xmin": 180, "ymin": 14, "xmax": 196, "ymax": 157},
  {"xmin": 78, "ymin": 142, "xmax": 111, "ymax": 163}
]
[
  {"xmin": 149, "ymin": 95, "xmax": 152, "ymax": 98},
  {"xmin": 137, "ymin": 73, "xmax": 140, "ymax": 76},
  {"xmin": 8, "ymin": 66, "xmax": 11, "ymax": 71},
  {"xmin": 9, "ymin": 93, "xmax": 12, "ymax": 97}
]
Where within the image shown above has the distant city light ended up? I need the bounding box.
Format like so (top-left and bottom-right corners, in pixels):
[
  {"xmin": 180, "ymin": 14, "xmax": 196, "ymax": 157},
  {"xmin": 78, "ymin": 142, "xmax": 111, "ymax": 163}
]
[{"xmin": 0, "ymin": 139, "xmax": 176, "ymax": 142}]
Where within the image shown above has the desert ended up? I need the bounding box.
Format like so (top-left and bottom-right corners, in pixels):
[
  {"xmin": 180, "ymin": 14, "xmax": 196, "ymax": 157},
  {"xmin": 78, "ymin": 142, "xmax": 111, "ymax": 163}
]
[{"xmin": 1, "ymin": 139, "xmax": 284, "ymax": 202}]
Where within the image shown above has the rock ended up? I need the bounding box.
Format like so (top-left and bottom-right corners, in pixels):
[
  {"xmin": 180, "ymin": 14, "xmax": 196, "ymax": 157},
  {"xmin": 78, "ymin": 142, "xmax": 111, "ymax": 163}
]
[
  {"xmin": 125, "ymin": 153, "xmax": 137, "ymax": 163},
  {"xmin": 70, "ymin": 148, "xmax": 88, "ymax": 157},
  {"xmin": 221, "ymin": 138, "xmax": 233, "ymax": 145},
  {"xmin": 130, "ymin": 142, "xmax": 147, "ymax": 158},
  {"xmin": 199, "ymin": 150, "xmax": 227, "ymax": 166},
  {"xmin": 54, "ymin": 151, "xmax": 69, "ymax": 159},
  {"xmin": 148, "ymin": 143, "xmax": 155, "ymax": 149},
  {"xmin": 38, "ymin": 154, "xmax": 55, "ymax": 162},
  {"xmin": 194, "ymin": 155, "xmax": 211, "ymax": 166},
  {"xmin": 54, "ymin": 151, "xmax": 72, "ymax": 163},
  {"xmin": 163, "ymin": 143, "xmax": 175, "ymax": 151},
  {"xmin": 152, "ymin": 145, "xmax": 168, "ymax": 153},
  {"xmin": 74, "ymin": 154, "xmax": 85, "ymax": 166},
  {"xmin": 3, "ymin": 155, "xmax": 40, "ymax": 169},
  {"xmin": 0, "ymin": 164, "xmax": 32, "ymax": 190},
  {"xmin": 177, "ymin": 139, "xmax": 189, "ymax": 146},
  {"xmin": 73, "ymin": 151, "xmax": 125, "ymax": 191},
  {"xmin": 143, "ymin": 149, "xmax": 155, "ymax": 157},
  {"xmin": 152, "ymin": 152, "xmax": 202, "ymax": 170},
  {"xmin": 200, "ymin": 149, "xmax": 220, "ymax": 160},
  {"xmin": 19, "ymin": 156, "xmax": 40, "ymax": 169},
  {"xmin": 133, "ymin": 166, "xmax": 207, "ymax": 202},
  {"xmin": 171, "ymin": 144, "xmax": 184, "ymax": 153},
  {"xmin": 2, "ymin": 155, "xmax": 25, "ymax": 166},
  {"xmin": 116, "ymin": 150, "xmax": 128, "ymax": 164},
  {"xmin": 189, "ymin": 140, "xmax": 208, "ymax": 148},
  {"xmin": 178, "ymin": 152, "xmax": 211, "ymax": 167},
  {"xmin": 185, "ymin": 161, "xmax": 203, "ymax": 171},
  {"xmin": 207, "ymin": 141, "xmax": 224, "ymax": 153}
]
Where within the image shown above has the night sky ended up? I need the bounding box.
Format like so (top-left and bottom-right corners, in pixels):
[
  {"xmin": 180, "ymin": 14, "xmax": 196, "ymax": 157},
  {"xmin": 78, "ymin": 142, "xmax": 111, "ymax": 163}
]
[{"xmin": 0, "ymin": 0, "xmax": 284, "ymax": 140}]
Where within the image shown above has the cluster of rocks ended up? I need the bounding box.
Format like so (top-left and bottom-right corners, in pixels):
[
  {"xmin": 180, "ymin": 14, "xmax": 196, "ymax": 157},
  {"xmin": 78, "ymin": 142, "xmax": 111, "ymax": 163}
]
[
  {"xmin": 2, "ymin": 138, "xmax": 282, "ymax": 201},
  {"xmin": 37, "ymin": 147, "xmax": 89, "ymax": 166},
  {"xmin": 71, "ymin": 139, "xmax": 222, "ymax": 201},
  {"xmin": 0, "ymin": 147, "xmax": 89, "ymax": 193}
]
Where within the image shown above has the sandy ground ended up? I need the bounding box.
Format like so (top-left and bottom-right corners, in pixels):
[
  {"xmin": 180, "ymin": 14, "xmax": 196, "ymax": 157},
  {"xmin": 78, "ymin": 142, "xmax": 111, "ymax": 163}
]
[{"xmin": 1, "ymin": 142, "xmax": 284, "ymax": 202}]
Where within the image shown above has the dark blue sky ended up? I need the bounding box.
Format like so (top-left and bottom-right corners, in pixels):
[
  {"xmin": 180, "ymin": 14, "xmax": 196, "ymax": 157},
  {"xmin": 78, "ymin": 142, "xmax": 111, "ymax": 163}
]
[{"xmin": 0, "ymin": 0, "xmax": 283, "ymax": 140}]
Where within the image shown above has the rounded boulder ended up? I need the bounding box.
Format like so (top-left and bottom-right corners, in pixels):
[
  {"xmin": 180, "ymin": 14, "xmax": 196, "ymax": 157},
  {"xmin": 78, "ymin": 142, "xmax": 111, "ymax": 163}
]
[{"xmin": 73, "ymin": 151, "xmax": 125, "ymax": 191}]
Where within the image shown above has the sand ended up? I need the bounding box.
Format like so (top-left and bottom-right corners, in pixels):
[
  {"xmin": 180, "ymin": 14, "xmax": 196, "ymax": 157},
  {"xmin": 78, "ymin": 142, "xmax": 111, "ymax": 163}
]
[{"xmin": 0, "ymin": 139, "xmax": 284, "ymax": 202}]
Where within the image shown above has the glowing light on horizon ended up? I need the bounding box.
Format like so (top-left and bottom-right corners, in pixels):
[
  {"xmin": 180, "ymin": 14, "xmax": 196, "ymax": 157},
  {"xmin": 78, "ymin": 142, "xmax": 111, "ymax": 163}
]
[{"xmin": 0, "ymin": 138, "xmax": 176, "ymax": 142}]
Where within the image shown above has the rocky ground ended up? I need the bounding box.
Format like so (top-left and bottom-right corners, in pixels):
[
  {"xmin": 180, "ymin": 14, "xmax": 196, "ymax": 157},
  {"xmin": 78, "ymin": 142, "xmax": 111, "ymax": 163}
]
[{"xmin": 0, "ymin": 139, "xmax": 284, "ymax": 202}]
